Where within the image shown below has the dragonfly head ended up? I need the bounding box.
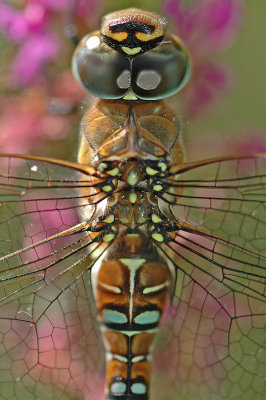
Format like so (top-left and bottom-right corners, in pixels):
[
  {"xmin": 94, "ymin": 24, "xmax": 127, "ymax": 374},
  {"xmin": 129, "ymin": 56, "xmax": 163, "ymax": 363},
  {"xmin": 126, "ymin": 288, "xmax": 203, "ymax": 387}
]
[{"xmin": 72, "ymin": 9, "xmax": 191, "ymax": 101}]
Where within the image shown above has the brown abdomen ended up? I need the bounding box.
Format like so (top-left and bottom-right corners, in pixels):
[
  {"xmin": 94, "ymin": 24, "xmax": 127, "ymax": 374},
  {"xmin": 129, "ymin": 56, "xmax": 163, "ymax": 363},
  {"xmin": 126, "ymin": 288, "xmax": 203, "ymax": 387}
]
[{"xmin": 91, "ymin": 236, "xmax": 170, "ymax": 399}]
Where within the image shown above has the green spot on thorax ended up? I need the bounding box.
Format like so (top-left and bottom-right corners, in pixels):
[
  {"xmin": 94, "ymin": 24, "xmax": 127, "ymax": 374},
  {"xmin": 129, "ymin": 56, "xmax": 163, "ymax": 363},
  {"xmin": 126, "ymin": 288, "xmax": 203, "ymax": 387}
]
[
  {"xmin": 106, "ymin": 167, "xmax": 119, "ymax": 176},
  {"xmin": 153, "ymin": 184, "xmax": 163, "ymax": 192},
  {"xmin": 103, "ymin": 185, "xmax": 112, "ymax": 192},
  {"xmin": 103, "ymin": 214, "xmax": 115, "ymax": 224},
  {"xmin": 152, "ymin": 233, "xmax": 164, "ymax": 242},
  {"xmin": 103, "ymin": 233, "xmax": 115, "ymax": 242},
  {"xmin": 152, "ymin": 214, "xmax": 162, "ymax": 223},
  {"xmin": 127, "ymin": 170, "xmax": 138, "ymax": 186},
  {"xmin": 129, "ymin": 192, "xmax": 137, "ymax": 204},
  {"xmin": 146, "ymin": 167, "xmax": 158, "ymax": 176},
  {"xmin": 158, "ymin": 161, "xmax": 167, "ymax": 172},
  {"xmin": 98, "ymin": 162, "xmax": 107, "ymax": 172}
]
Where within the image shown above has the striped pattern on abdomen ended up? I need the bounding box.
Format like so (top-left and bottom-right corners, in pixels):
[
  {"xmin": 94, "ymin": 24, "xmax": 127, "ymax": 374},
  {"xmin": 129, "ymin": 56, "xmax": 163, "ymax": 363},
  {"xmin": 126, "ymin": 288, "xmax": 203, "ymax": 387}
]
[{"xmin": 92, "ymin": 237, "xmax": 170, "ymax": 400}]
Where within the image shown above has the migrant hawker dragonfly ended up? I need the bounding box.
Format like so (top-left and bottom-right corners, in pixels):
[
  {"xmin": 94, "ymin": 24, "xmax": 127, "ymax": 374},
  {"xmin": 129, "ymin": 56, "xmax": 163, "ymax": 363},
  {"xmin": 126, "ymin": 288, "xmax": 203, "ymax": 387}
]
[{"xmin": 0, "ymin": 8, "xmax": 265, "ymax": 400}]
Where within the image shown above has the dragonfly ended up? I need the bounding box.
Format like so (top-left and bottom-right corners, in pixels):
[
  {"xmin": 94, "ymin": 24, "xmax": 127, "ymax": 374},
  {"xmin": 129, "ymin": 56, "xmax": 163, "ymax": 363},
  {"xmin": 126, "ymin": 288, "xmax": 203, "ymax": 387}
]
[{"xmin": 0, "ymin": 7, "xmax": 265, "ymax": 400}]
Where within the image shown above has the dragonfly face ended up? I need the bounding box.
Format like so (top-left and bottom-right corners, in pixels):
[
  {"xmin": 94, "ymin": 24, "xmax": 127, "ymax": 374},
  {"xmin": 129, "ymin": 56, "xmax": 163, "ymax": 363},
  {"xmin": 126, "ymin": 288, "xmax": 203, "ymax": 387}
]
[
  {"xmin": 0, "ymin": 7, "xmax": 265, "ymax": 400},
  {"xmin": 72, "ymin": 8, "xmax": 190, "ymax": 101}
]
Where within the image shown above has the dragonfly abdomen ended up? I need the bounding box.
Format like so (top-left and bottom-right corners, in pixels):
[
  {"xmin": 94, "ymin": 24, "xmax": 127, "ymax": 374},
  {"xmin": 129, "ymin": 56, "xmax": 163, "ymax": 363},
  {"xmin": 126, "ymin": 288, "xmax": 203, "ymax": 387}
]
[{"xmin": 92, "ymin": 236, "xmax": 170, "ymax": 399}]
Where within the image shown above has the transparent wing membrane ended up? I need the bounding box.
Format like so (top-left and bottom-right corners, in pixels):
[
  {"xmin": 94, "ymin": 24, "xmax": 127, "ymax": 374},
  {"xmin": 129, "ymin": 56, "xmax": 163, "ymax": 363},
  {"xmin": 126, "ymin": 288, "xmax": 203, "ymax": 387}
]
[
  {"xmin": 164, "ymin": 154, "xmax": 266, "ymax": 251},
  {"xmin": 151, "ymin": 154, "xmax": 266, "ymax": 399},
  {"xmin": 0, "ymin": 153, "xmax": 265, "ymax": 399},
  {"xmin": 0, "ymin": 155, "xmax": 107, "ymax": 400},
  {"xmin": 153, "ymin": 230, "xmax": 266, "ymax": 399}
]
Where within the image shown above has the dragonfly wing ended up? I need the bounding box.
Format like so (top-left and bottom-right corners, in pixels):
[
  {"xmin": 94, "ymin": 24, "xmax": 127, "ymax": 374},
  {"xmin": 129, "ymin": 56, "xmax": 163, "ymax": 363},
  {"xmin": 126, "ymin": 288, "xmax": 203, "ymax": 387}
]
[
  {"xmin": 164, "ymin": 154, "xmax": 266, "ymax": 252},
  {"xmin": 0, "ymin": 154, "xmax": 108, "ymax": 303},
  {"xmin": 0, "ymin": 270, "xmax": 105, "ymax": 400},
  {"xmin": 151, "ymin": 154, "xmax": 266, "ymax": 399},
  {"xmin": 0, "ymin": 155, "xmax": 107, "ymax": 399}
]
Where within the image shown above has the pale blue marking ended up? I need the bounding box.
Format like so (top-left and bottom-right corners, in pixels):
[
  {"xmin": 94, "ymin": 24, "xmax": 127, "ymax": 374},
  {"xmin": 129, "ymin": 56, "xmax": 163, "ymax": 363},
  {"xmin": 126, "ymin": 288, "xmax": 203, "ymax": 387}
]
[
  {"xmin": 135, "ymin": 310, "xmax": 160, "ymax": 325},
  {"xmin": 111, "ymin": 382, "xmax": 127, "ymax": 394},
  {"xmin": 131, "ymin": 382, "xmax": 147, "ymax": 394},
  {"xmin": 102, "ymin": 309, "xmax": 128, "ymax": 324}
]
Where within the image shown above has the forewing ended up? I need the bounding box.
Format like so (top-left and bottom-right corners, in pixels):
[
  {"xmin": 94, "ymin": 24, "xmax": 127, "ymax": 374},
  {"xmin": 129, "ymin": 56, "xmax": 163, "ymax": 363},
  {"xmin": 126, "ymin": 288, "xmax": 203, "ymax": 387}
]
[
  {"xmin": 0, "ymin": 155, "xmax": 106, "ymax": 399},
  {"xmin": 165, "ymin": 154, "xmax": 266, "ymax": 251},
  {"xmin": 151, "ymin": 154, "xmax": 266, "ymax": 400}
]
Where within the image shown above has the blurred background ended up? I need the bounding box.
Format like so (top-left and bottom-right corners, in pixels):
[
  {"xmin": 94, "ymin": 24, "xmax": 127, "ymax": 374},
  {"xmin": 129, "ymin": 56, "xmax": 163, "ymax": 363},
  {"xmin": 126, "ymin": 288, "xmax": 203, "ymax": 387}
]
[
  {"xmin": 0, "ymin": 2, "xmax": 265, "ymax": 400},
  {"xmin": 0, "ymin": 0, "xmax": 265, "ymax": 163}
]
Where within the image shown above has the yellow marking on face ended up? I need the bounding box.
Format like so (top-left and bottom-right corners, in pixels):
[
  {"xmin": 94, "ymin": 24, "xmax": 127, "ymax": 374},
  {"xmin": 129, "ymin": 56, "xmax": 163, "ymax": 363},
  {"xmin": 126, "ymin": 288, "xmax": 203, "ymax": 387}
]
[
  {"xmin": 101, "ymin": 8, "xmax": 168, "ymax": 49},
  {"xmin": 146, "ymin": 167, "xmax": 158, "ymax": 176},
  {"xmin": 103, "ymin": 233, "xmax": 115, "ymax": 242},
  {"xmin": 129, "ymin": 192, "xmax": 137, "ymax": 204},
  {"xmin": 103, "ymin": 185, "xmax": 113, "ymax": 192},
  {"xmin": 152, "ymin": 233, "xmax": 164, "ymax": 242},
  {"xmin": 153, "ymin": 184, "xmax": 163, "ymax": 192},
  {"xmin": 106, "ymin": 167, "xmax": 119, "ymax": 176},
  {"xmin": 151, "ymin": 214, "xmax": 162, "ymax": 223},
  {"xmin": 122, "ymin": 46, "xmax": 142, "ymax": 55},
  {"xmin": 135, "ymin": 29, "xmax": 163, "ymax": 42},
  {"xmin": 103, "ymin": 215, "xmax": 115, "ymax": 223},
  {"xmin": 109, "ymin": 32, "xmax": 128, "ymax": 42}
]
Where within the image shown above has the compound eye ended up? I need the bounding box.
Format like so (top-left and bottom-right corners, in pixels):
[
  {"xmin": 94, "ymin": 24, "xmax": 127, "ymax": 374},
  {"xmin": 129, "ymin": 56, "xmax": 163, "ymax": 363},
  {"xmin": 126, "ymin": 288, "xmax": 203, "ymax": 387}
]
[
  {"xmin": 72, "ymin": 32, "xmax": 131, "ymax": 99},
  {"xmin": 131, "ymin": 34, "xmax": 191, "ymax": 100}
]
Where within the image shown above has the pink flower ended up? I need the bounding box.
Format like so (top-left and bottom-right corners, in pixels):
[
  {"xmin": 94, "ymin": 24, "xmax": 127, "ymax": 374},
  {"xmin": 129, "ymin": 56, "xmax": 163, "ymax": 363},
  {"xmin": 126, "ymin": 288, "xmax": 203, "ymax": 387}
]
[
  {"xmin": 12, "ymin": 33, "xmax": 59, "ymax": 86},
  {"xmin": 165, "ymin": 0, "xmax": 242, "ymax": 51},
  {"xmin": 0, "ymin": 1, "xmax": 56, "ymax": 86},
  {"xmin": 187, "ymin": 61, "xmax": 230, "ymax": 117},
  {"xmin": 164, "ymin": 0, "xmax": 243, "ymax": 117},
  {"xmin": 0, "ymin": 2, "xmax": 48, "ymax": 41},
  {"xmin": 39, "ymin": 0, "xmax": 99, "ymax": 17},
  {"xmin": 0, "ymin": 0, "xmax": 101, "ymax": 86}
]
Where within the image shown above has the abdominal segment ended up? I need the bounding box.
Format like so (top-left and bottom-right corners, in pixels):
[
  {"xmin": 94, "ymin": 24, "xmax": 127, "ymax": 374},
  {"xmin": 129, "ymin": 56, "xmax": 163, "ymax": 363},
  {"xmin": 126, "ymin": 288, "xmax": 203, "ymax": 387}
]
[{"xmin": 92, "ymin": 238, "xmax": 170, "ymax": 399}]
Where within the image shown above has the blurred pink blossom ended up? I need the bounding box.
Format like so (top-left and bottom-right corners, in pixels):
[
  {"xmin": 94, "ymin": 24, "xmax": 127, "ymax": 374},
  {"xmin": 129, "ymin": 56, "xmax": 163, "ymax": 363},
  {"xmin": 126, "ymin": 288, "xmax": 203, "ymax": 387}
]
[
  {"xmin": 187, "ymin": 61, "xmax": 230, "ymax": 117},
  {"xmin": 11, "ymin": 33, "xmax": 59, "ymax": 86},
  {"xmin": 0, "ymin": 1, "xmax": 49, "ymax": 41},
  {"xmin": 0, "ymin": 0, "xmax": 100, "ymax": 86},
  {"xmin": 229, "ymin": 132, "xmax": 266, "ymax": 154},
  {"xmin": 164, "ymin": 0, "xmax": 243, "ymax": 117},
  {"xmin": 0, "ymin": 1, "xmax": 54, "ymax": 85},
  {"xmin": 39, "ymin": 0, "xmax": 99, "ymax": 16},
  {"xmin": 0, "ymin": 71, "xmax": 83, "ymax": 153},
  {"xmin": 165, "ymin": 0, "xmax": 242, "ymax": 52}
]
